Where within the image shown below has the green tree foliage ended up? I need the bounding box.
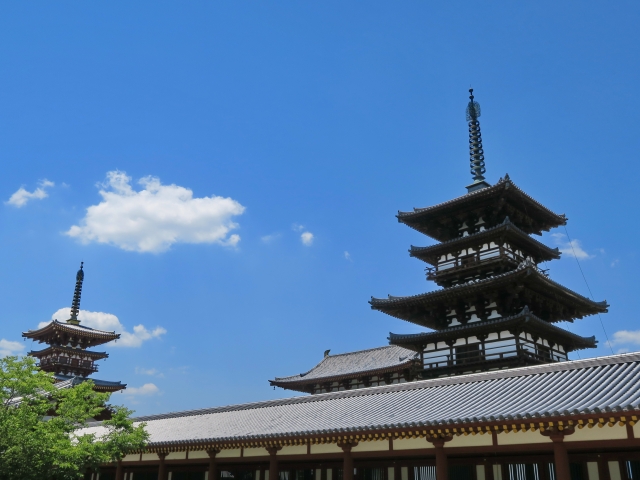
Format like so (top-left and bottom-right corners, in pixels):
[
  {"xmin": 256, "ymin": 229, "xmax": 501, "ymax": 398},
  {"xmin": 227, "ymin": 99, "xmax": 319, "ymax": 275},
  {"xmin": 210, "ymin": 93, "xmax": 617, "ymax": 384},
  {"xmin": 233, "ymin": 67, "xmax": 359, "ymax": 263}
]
[{"xmin": 0, "ymin": 356, "xmax": 148, "ymax": 479}]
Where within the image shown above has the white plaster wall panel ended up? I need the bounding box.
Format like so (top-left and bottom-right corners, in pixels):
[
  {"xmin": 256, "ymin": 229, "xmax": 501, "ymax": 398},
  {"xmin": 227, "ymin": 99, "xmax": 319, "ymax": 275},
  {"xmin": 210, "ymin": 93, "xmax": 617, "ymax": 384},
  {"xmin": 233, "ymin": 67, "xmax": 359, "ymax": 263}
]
[
  {"xmin": 166, "ymin": 452, "xmax": 186, "ymax": 460},
  {"xmin": 448, "ymin": 434, "xmax": 492, "ymax": 447},
  {"xmin": 352, "ymin": 440, "xmax": 389, "ymax": 452},
  {"xmin": 497, "ymin": 431, "xmax": 551, "ymax": 445},
  {"xmin": 493, "ymin": 465, "xmax": 503, "ymax": 480},
  {"xmin": 393, "ymin": 438, "xmax": 433, "ymax": 450},
  {"xmin": 217, "ymin": 449, "xmax": 241, "ymax": 458},
  {"xmin": 141, "ymin": 453, "xmax": 158, "ymax": 461},
  {"xmin": 189, "ymin": 451, "xmax": 209, "ymax": 459},
  {"xmin": 567, "ymin": 425, "xmax": 627, "ymax": 442},
  {"xmin": 244, "ymin": 448, "xmax": 269, "ymax": 457},
  {"xmin": 122, "ymin": 454, "xmax": 139, "ymax": 462},
  {"xmin": 310, "ymin": 444, "xmax": 343, "ymax": 454},
  {"xmin": 609, "ymin": 462, "xmax": 622, "ymax": 480},
  {"xmin": 278, "ymin": 445, "xmax": 307, "ymax": 455},
  {"xmin": 587, "ymin": 463, "xmax": 599, "ymax": 480},
  {"xmin": 476, "ymin": 466, "xmax": 486, "ymax": 480}
]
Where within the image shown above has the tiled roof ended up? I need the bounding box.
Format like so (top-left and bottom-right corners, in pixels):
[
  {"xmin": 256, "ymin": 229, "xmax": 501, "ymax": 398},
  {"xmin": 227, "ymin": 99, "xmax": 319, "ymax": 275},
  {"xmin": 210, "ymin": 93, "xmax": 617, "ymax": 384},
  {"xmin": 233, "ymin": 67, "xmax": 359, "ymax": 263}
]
[
  {"xmin": 54, "ymin": 374, "xmax": 126, "ymax": 389},
  {"xmin": 80, "ymin": 353, "xmax": 640, "ymax": 446},
  {"xmin": 23, "ymin": 320, "xmax": 120, "ymax": 341},
  {"xmin": 397, "ymin": 176, "xmax": 565, "ymax": 224},
  {"xmin": 388, "ymin": 308, "xmax": 597, "ymax": 350},
  {"xmin": 409, "ymin": 217, "xmax": 560, "ymax": 264},
  {"xmin": 29, "ymin": 345, "xmax": 109, "ymax": 359},
  {"xmin": 271, "ymin": 346, "xmax": 419, "ymax": 385},
  {"xmin": 370, "ymin": 262, "xmax": 608, "ymax": 319}
]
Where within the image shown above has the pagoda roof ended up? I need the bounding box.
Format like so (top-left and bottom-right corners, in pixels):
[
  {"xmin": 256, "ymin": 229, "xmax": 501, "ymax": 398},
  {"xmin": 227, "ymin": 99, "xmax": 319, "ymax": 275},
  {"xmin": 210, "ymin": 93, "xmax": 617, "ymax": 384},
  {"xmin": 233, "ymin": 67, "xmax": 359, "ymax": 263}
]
[
  {"xmin": 409, "ymin": 217, "xmax": 561, "ymax": 265},
  {"xmin": 397, "ymin": 176, "xmax": 567, "ymax": 242},
  {"xmin": 270, "ymin": 346, "xmax": 419, "ymax": 390},
  {"xmin": 388, "ymin": 308, "xmax": 597, "ymax": 352},
  {"xmin": 54, "ymin": 374, "xmax": 126, "ymax": 393},
  {"xmin": 79, "ymin": 353, "xmax": 640, "ymax": 447},
  {"xmin": 28, "ymin": 345, "xmax": 109, "ymax": 360},
  {"xmin": 370, "ymin": 261, "xmax": 608, "ymax": 327},
  {"xmin": 22, "ymin": 320, "xmax": 120, "ymax": 347}
]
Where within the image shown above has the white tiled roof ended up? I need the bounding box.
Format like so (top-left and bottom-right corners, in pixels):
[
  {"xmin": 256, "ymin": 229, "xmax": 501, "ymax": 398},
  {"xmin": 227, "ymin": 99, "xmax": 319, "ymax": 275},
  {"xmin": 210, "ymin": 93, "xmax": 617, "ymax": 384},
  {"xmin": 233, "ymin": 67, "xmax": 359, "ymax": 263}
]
[
  {"xmin": 272, "ymin": 346, "xmax": 418, "ymax": 383},
  {"xmin": 80, "ymin": 352, "xmax": 640, "ymax": 446}
]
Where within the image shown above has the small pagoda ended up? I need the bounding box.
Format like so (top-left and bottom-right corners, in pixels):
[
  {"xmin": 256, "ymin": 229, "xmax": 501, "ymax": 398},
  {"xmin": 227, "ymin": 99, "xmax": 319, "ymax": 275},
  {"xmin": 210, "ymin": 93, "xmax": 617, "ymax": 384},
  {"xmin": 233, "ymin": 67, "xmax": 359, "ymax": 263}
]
[
  {"xmin": 369, "ymin": 89, "xmax": 607, "ymax": 378},
  {"xmin": 22, "ymin": 263, "xmax": 126, "ymax": 393}
]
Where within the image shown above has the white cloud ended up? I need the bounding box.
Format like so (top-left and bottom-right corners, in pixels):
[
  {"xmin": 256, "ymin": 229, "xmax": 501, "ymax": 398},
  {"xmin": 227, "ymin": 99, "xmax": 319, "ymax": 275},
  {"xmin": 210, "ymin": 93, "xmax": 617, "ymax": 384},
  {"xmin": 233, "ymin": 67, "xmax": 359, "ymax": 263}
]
[
  {"xmin": 292, "ymin": 224, "xmax": 305, "ymax": 232},
  {"xmin": 47, "ymin": 308, "xmax": 166, "ymax": 348},
  {"xmin": 551, "ymin": 233, "xmax": 593, "ymax": 260},
  {"xmin": 119, "ymin": 383, "xmax": 159, "ymax": 396},
  {"xmin": 6, "ymin": 179, "xmax": 55, "ymax": 207},
  {"xmin": 66, "ymin": 171, "xmax": 245, "ymax": 253},
  {"xmin": 261, "ymin": 233, "xmax": 281, "ymax": 244},
  {"xmin": 135, "ymin": 367, "xmax": 164, "ymax": 378},
  {"xmin": 611, "ymin": 259, "xmax": 619, "ymax": 268},
  {"xmin": 344, "ymin": 251, "xmax": 352, "ymax": 261},
  {"xmin": 0, "ymin": 339, "xmax": 24, "ymax": 357},
  {"xmin": 611, "ymin": 330, "xmax": 640, "ymax": 346},
  {"xmin": 301, "ymin": 232, "xmax": 314, "ymax": 246}
]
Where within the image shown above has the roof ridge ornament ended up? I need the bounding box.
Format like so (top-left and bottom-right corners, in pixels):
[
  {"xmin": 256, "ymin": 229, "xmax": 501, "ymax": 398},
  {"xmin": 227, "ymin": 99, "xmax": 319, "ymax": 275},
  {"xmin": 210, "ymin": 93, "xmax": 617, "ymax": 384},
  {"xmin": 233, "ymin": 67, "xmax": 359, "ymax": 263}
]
[
  {"xmin": 68, "ymin": 262, "xmax": 84, "ymax": 325},
  {"xmin": 466, "ymin": 89, "xmax": 491, "ymax": 193}
]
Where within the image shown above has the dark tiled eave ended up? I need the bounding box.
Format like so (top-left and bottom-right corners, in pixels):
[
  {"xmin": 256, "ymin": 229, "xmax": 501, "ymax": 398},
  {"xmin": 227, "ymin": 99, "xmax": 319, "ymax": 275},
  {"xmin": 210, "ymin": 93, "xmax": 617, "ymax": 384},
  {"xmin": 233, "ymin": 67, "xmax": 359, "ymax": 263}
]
[
  {"xmin": 269, "ymin": 359, "xmax": 418, "ymax": 389},
  {"xmin": 409, "ymin": 218, "xmax": 560, "ymax": 265},
  {"xmin": 397, "ymin": 177, "xmax": 566, "ymax": 241},
  {"xmin": 388, "ymin": 309, "xmax": 597, "ymax": 351},
  {"xmin": 370, "ymin": 264, "xmax": 608, "ymax": 320},
  {"xmin": 29, "ymin": 345, "xmax": 109, "ymax": 359},
  {"xmin": 22, "ymin": 320, "xmax": 120, "ymax": 343}
]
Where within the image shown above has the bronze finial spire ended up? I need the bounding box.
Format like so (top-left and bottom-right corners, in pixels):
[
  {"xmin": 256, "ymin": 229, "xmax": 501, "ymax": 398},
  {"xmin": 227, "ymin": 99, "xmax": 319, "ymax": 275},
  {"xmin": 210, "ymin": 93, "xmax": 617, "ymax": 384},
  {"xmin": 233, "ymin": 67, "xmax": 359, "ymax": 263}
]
[
  {"xmin": 68, "ymin": 262, "xmax": 84, "ymax": 325},
  {"xmin": 466, "ymin": 88, "xmax": 491, "ymax": 193}
]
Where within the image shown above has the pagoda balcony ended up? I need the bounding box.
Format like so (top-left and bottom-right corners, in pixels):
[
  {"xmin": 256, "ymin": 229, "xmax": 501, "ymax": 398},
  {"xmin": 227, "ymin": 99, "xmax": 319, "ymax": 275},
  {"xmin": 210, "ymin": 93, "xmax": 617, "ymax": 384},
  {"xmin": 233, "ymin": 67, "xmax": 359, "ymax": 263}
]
[
  {"xmin": 419, "ymin": 338, "xmax": 567, "ymax": 379},
  {"xmin": 426, "ymin": 246, "xmax": 536, "ymax": 287},
  {"xmin": 38, "ymin": 356, "xmax": 98, "ymax": 374}
]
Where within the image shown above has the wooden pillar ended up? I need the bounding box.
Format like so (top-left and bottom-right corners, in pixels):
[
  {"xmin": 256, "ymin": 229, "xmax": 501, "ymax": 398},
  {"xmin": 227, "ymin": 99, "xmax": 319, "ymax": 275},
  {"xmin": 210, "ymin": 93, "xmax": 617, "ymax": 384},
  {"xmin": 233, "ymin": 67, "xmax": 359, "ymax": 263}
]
[
  {"xmin": 267, "ymin": 446, "xmax": 281, "ymax": 480},
  {"xmin": 541, "ymin": 428, "xmax": 574, "ymax": 480},
  {"xmin": 430, "ymin": 438, "xmax": 449, "ymax": 480},
  {"xmin": 340, "ymin": 443, "xmax": 357, "ymax": 480},
  {"xmin": 115, "ymin": 460, "xmax": 124, "ymax": 480},
  {"xmin": 207, "ymin": 449, "xmax": 220, "ymax": 480},
  {"xmin": 158, "ymin": 452, "xmax": 168, "ymax": 480}
]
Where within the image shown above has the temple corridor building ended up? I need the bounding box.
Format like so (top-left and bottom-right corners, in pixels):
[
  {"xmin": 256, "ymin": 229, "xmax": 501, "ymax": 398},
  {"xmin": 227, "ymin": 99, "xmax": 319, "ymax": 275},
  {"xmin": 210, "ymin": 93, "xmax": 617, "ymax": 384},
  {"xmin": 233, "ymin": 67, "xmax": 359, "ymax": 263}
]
[{"xmin": 86, "ymin": 91, "xmax": 640, "ymax": 480}]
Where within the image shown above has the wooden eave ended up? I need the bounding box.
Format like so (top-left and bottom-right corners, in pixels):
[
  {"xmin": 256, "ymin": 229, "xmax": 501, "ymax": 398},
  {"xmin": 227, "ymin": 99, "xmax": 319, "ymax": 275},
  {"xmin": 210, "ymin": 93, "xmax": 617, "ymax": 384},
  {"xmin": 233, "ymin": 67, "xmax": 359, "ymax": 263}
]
[
  {"xmin": 397, "ymin": 178, "xmax": 567, "ymax": 242},
  {"xmin": 388, "ymin": 309, "xmax": 597, "ymax": 352},
  {"xmin": 269, "ymin": 359, "xmax": 419, "ymax": 393},
  {"xmin": 28, "ymin": 345, "xmax": 109, "ymax": 360},
  {"xmin": 22, "ymin": 320, "xmax": 119, "ymax": 347},
  {"xmin": 409, "ymin": 219, "xmax": 560, "ymax": 266},
  {"xmin": 370, "ymin": 264, "xmax": 608, "ymax": 328}
]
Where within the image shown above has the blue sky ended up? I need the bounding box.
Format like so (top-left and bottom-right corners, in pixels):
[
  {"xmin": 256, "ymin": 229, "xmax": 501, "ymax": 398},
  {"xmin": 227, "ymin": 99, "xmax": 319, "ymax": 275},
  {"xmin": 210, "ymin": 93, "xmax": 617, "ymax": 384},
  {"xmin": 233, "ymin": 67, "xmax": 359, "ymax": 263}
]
[{"xmin": 0, "ymin": 2, "xmax": 639, "ymax": 415}]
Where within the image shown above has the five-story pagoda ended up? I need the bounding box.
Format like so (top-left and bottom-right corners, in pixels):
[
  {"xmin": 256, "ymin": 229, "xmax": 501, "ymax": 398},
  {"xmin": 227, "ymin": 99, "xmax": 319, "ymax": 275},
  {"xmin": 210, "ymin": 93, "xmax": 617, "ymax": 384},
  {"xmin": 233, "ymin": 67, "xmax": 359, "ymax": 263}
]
[
  {"xmin": 22, "ymin": 263, "xmax": 126, "ymax": 392},
  {"xmin": 370, "ymin": 89, "xmax": 607, "ymax": 378}
]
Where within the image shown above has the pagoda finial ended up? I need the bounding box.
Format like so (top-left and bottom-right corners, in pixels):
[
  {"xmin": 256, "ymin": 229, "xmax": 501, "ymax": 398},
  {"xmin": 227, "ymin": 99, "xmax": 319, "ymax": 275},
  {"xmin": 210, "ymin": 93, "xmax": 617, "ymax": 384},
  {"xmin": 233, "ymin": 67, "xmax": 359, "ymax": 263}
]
[
  {"xmin": 466, "ymin": 88, "xmax": 491, "ymax": 193},
  {"xmin": 68, "ymin": 262, "xmax": 84, "ymax": 325}
]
